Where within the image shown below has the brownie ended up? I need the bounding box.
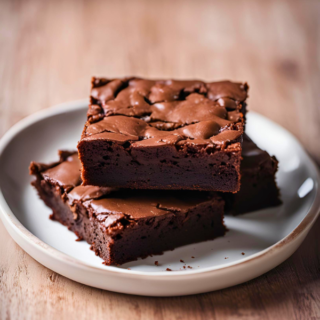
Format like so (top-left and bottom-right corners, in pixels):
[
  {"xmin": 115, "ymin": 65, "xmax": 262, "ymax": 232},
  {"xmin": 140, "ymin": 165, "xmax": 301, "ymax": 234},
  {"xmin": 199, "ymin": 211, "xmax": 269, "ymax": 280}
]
[
  {"xmin": 224, "ymin": 134, "xmax": 281, "ymax": 215},
  {"xmin": 30, "ymin": 151, "xmax": 226, "ymax": 266},
  {"xmin": 77, "ymin": 77, "xmax": 249, "ymax": 192}
]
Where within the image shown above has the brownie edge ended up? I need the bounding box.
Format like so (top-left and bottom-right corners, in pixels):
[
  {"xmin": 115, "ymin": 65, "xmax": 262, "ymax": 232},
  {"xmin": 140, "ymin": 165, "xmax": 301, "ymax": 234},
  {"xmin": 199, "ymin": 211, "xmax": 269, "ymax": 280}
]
[
  {"xmin": 224, "ymin": 134, "xmax": 281, "ymax": 215},
  {"xmin": 78, "ymin": 77, "xmax": 248, "ymax": 192},
  {"xmin": 30, "ymin": 152, "xmax": 226, "ymax": 266}
]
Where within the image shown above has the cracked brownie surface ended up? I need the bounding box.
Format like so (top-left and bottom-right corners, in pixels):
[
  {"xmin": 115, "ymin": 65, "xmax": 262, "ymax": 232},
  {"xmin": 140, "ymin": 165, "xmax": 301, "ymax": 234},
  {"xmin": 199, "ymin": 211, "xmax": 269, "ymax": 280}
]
[
  {"xmin": 78, "ymin": 77, "xmax": 249, "ymax": 191},
  {"xmin": 85, "ymin": 77, "xmax": 248, "ymax": 147},
  {"xmin": 30, "ymin": 151, "xmax": 226, "ymax": 265}
]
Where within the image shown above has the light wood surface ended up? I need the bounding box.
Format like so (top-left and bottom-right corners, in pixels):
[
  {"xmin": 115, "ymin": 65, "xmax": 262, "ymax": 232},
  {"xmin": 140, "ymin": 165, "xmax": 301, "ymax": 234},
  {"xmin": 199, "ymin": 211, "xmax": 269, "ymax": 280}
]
[{"xmin": 0, "ymin": 0, "xmax": 319, "ymax": 319}]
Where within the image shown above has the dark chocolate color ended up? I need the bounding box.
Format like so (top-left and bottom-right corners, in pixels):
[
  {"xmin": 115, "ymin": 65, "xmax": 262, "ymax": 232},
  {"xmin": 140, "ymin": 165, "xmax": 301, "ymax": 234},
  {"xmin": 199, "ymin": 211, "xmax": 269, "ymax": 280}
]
[
  {"xmin": 78, "ymin": 77, "xmax": 249, "ymax": 191},
  {"xmin": 30, "ymin": 151, "xmax": 226, "ymax": 266},
  {"xmin": 224, "ymin": 134, "xmax": 281, "ymax": 215}
]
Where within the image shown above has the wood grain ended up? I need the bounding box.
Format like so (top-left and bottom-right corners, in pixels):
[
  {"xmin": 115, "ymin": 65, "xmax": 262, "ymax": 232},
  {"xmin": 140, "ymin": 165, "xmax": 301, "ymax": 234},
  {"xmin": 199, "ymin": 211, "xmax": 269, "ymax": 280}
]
[{"xmin": 0, "ymin": 0, "xmax": 319, "ymax": 319}]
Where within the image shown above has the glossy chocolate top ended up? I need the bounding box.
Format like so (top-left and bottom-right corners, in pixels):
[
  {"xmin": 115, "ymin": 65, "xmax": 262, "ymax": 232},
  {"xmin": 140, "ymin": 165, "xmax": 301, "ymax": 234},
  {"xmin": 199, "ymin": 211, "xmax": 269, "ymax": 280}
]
[
  {"xmin": 81, "ymin": 77, "xmax": 248, "ymax": 149},
  {"xmin": 42, "ymin": 154, "xmax": 81, "ymax": 191},
  {"xmin": 86, "ymin": 190, "xmax": 215, "ymax": 219},
  {"xmin": 35, "ymin": 152, "xmax": 217, "ymax": 220}
]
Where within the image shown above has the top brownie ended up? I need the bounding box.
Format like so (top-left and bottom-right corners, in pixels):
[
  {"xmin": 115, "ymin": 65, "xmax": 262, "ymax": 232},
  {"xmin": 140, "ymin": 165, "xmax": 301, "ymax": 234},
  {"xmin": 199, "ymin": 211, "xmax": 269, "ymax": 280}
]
[{"xmin": 78, "ymin": 77, "xmax": 249, "ymax": 191}]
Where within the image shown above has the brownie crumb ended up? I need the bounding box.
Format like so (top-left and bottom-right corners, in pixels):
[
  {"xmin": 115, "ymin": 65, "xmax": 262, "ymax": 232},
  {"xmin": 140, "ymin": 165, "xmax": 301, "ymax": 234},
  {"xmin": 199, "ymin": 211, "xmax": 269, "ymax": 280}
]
[
  {"xmin": 225, "ymin": 257, "xmax": 228, "ymax": 259},
  {"xmin": 241, "ymin": 252, "xmax": 245, "ymax": 255},
  {"xmin": 127, "ymin": 268, "xmax": 131, "ymax": 270},
  {"xmin": 188, "ymin": 266, "xmax": 192, "ymax": 269},
  {"xmin": 183, "ymin": 266, "xmax": 186, "ymax": 269},
  {"xmin": 166, "ymin": 268, "xmax": 172, "ymax": 271},
  {"xmin": 191, "ymin": 256, "xmax": 195, "ymax": 259},
  {"xmin": 154, "ymin": 261, "xmax": 159, "ymax": 266},
  {"xmin": 180, "ymin": 259, "xmax": 184, "ymax": 263}
]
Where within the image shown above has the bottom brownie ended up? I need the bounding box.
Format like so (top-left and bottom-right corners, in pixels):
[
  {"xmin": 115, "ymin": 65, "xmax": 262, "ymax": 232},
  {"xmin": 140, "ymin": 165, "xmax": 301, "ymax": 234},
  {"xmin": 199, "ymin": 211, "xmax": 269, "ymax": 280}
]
[
  {"xmin": 224, "ymin": 134, "xmax": 281, "ymax": 215},
  {"xmin": 30, "ymin": 152, "xmax": 226, "ymax": 266}
]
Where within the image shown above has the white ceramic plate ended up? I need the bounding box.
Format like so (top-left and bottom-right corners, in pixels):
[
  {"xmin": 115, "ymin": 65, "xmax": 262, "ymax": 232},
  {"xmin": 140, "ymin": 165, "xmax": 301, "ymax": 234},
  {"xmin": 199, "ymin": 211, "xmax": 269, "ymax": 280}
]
[{"xmin": 0, "ymin": 100, "xmax": 319, "ymax": 297}]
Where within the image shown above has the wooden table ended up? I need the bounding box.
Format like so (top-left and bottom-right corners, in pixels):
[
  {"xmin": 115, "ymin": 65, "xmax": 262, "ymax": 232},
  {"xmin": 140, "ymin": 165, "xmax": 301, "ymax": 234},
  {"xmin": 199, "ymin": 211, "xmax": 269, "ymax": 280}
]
[{"xmin": 1, "ymin": 0, "xmax": 319, "ymax": 318}]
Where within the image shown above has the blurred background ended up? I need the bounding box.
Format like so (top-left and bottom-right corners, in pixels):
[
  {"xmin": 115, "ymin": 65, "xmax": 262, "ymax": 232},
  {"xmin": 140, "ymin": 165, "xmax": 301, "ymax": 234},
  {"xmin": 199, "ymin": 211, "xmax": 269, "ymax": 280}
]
[
  {"xmin": 1, "ymin": 0, "xmax": 319, "ymax": 164},
  {"xmin": 1, "ymin": 1, "xmax": 320, "ymax": 318}
]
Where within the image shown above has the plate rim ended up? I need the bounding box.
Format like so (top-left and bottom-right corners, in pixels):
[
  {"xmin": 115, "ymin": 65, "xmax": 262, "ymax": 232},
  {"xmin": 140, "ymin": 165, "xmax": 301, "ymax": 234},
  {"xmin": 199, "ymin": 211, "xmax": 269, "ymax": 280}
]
[{"xmin": 0, "ymin": 99, "xmax": 319, "ymax": 279}]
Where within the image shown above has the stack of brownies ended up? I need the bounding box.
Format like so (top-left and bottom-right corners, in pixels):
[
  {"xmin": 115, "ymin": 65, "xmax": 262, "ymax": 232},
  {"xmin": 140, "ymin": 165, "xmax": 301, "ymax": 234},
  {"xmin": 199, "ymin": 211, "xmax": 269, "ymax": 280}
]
[{"xmin": 30, "ymin": 77, "xmax": 281, "ymax": 266}]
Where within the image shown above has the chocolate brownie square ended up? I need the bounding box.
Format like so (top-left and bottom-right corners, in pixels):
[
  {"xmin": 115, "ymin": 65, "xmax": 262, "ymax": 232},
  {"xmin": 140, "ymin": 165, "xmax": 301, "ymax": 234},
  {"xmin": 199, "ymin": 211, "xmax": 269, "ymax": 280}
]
[
  {"xmin": 77, "ymin": 77, "xmax": 248, "ymax": 192},
  {"xmin": 30, "ymin": 151, "xmax": 226, "ymax": 265}
]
